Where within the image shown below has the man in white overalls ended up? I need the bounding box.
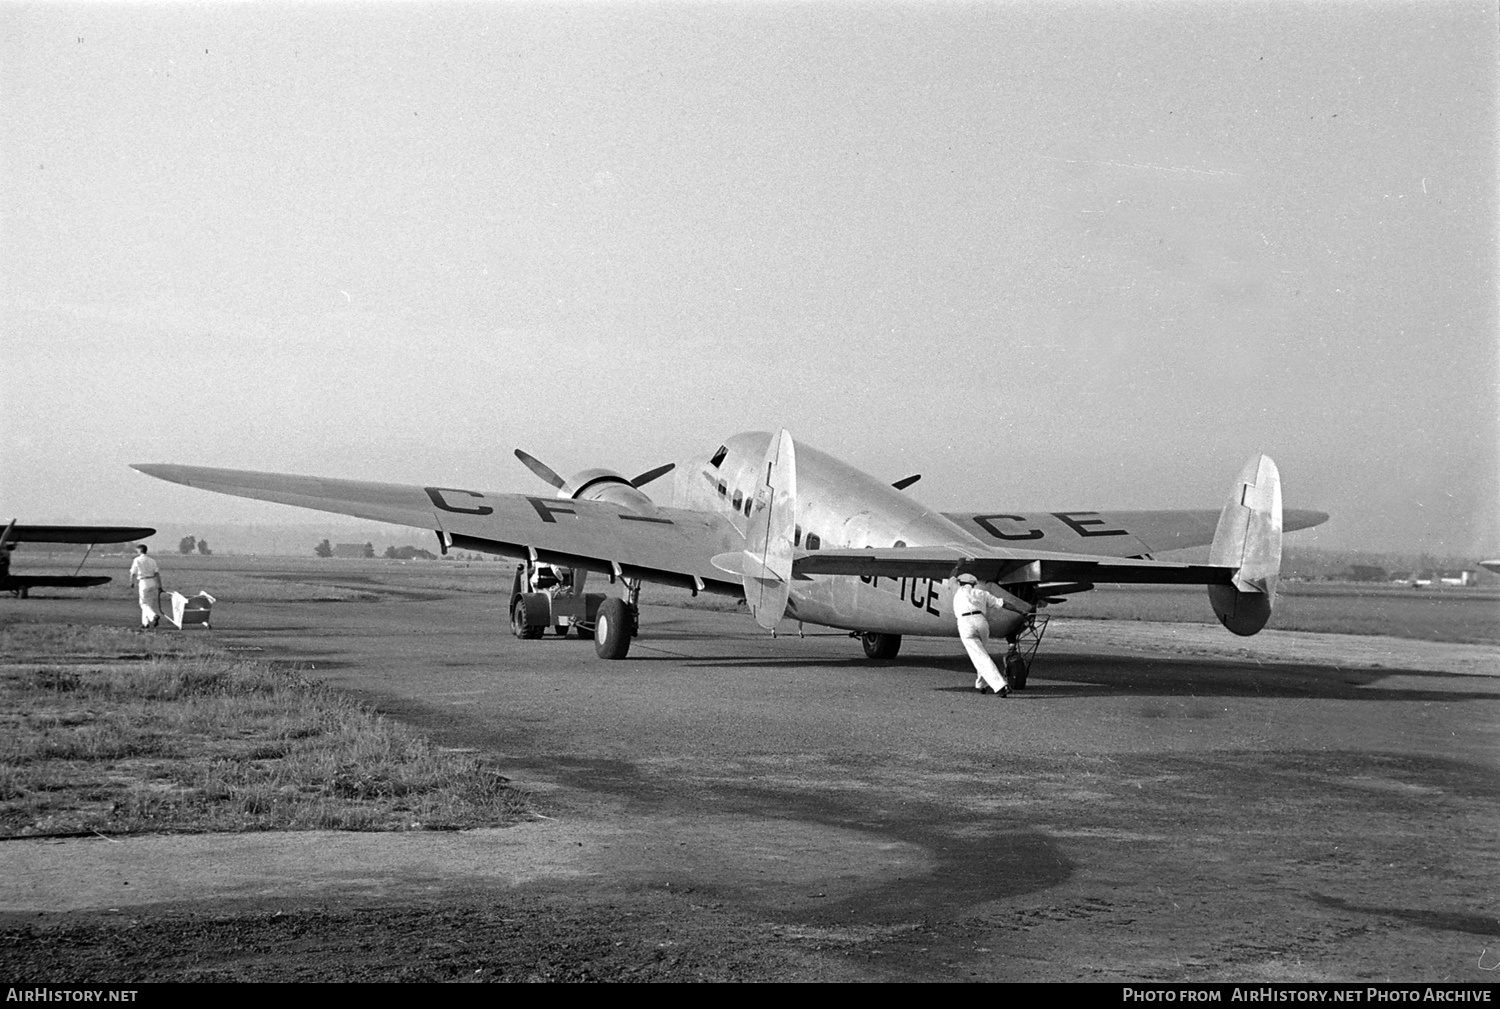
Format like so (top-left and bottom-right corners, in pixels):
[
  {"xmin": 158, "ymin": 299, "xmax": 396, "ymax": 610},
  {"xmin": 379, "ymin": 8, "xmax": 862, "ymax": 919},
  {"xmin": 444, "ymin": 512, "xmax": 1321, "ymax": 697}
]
[
  {"xmin": 129, "ymin": 544, "xmax": 162, "ymax": 629},
  {"xmin": 952, "ymin": 572, "xmax": 1012, "ymax": 696}
]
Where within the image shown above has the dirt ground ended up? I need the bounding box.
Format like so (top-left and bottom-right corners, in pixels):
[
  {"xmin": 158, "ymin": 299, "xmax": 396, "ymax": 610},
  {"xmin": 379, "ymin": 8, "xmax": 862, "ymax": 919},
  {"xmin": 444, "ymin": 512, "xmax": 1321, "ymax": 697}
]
[{"xmin": 2, "ymin": 571, "xmax": 1496, "ymax": 982}]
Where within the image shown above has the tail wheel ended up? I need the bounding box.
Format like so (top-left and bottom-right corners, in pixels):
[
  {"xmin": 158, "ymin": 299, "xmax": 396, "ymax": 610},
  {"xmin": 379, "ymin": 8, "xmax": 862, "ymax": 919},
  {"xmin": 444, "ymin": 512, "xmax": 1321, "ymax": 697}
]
[
  {"xmin": 594, "ymin": 597, "xmax": 632, "ymax": 659},
  {"xmin": 511, "ymin": 599, "xmax": 544, "ymax": 640},
  {"xmin": 1005, "ymin": 651, "xmax": 1029, "ymax": 690},
  {"xmin": 861, "ymin": 632, "xmax": 901, "ymax": 660}
]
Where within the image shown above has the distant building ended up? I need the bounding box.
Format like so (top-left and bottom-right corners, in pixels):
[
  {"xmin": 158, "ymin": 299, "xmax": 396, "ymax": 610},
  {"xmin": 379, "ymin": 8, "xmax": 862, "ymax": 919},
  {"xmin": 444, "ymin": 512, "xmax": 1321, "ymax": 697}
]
[
  {"xmin": 1410, "ymin": 569, "xmax": 1476, "ymax": 588},
  {"xmin": 1436, "ymin": 570, "xmax": 1475, "ymax": 587}
]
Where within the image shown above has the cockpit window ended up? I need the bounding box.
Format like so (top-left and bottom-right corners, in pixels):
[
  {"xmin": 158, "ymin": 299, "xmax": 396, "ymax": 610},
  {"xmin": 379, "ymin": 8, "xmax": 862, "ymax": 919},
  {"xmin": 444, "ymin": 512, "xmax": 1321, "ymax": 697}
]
[
  {"xmin": 709, "ymin": 445, "xmax": 728, "ymax": 468},
  {"xmin": 732, "ymin": 489, "xmax": 743, "ymax": 510},
  {"xmin": 806, "ymin": 532, "xmax": 821, "ymax": 550}
]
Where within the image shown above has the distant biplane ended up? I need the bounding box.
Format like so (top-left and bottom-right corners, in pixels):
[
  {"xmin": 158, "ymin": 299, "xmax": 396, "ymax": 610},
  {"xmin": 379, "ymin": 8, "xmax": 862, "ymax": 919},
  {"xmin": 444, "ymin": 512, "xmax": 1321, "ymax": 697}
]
[{"xmin": 1, "ymin": 520, "xmax": 156, "ymax": 598}]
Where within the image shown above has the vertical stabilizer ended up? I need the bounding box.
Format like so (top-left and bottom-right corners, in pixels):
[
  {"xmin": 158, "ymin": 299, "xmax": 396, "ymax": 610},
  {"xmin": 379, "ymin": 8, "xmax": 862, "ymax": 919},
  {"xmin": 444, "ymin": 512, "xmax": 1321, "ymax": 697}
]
[
  {"xmin": 1207, "ymin": 454, "xmax": 1283, "ymax": 636},
  {"xmin": 743, "ymin": 430, "xmax": 797, "ymax": 629}
]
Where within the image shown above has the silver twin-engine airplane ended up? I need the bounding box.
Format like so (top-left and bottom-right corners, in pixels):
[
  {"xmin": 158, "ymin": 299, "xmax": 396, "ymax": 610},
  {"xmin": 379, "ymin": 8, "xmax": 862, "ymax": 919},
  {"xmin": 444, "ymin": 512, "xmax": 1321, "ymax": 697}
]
[{"xmin": 134, "ymin": 430, "xmax": 1327, "ymax": 682}]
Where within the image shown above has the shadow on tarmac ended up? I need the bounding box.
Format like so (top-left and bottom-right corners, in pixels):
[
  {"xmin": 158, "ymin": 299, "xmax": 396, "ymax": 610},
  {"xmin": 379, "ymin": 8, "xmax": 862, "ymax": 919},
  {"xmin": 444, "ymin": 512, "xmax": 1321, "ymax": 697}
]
[{"xmin": 684, "ymin": 651, "xmax": 1500, "ymax": 703}]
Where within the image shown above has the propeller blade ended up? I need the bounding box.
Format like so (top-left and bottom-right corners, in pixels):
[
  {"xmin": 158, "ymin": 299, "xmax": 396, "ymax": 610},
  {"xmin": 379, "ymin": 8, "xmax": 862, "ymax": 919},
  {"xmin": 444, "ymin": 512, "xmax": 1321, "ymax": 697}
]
[
  {"xmin": 631, "ymin": 462, "xmax": 676, "ymax": 488},
  {"xmin": 892, "ymin": 474, "xmax": 921, "ymax": 490},
  {"xmin": 513, "ymin": 449, "xmax": 566, "ymax": 489}
]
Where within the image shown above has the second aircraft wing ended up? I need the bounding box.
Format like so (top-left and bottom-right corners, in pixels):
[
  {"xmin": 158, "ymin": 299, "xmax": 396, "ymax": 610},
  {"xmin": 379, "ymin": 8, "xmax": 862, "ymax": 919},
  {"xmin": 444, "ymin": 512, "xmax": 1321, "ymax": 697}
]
[{"xmin": 940, "ymin": 508, "xmax": 1328, "ymax": 557}]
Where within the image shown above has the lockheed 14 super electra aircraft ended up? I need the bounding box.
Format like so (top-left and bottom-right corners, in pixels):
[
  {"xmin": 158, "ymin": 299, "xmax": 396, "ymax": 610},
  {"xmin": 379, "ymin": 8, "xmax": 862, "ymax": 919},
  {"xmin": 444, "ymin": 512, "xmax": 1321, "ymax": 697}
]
[{"xmin": 134, "ymin": 430, "xmax": 1326, "ymax": 685}]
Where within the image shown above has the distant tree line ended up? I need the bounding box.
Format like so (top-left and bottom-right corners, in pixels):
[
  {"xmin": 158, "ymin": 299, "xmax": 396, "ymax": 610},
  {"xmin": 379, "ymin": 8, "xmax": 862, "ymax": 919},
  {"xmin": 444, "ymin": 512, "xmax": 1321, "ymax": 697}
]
[
  {"xmin": 178, "ymin": 536, "xmax": 211, "ymax": 555},
  {"xmin": 384, "ymin": 545, "xmax": 439, "ymax": 561},
  {"xmin": 311, "ymin": 540, "xmax": 496, "ymax": 561}
]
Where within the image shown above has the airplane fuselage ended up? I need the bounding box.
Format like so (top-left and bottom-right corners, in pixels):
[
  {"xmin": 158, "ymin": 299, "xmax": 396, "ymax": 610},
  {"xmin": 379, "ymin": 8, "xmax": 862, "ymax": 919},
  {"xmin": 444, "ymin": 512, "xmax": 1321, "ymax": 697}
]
[{"xmin": 671, "ymin": 432, "xmax": 1022, "ymax": 640}]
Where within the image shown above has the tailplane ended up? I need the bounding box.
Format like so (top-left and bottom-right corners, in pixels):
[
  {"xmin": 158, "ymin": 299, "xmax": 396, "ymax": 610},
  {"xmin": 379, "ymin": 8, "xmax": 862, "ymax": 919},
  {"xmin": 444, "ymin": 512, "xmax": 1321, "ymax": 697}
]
[{"xmin": 1207, "ymin": 454, "xmax": 1283, "ymax": 636}]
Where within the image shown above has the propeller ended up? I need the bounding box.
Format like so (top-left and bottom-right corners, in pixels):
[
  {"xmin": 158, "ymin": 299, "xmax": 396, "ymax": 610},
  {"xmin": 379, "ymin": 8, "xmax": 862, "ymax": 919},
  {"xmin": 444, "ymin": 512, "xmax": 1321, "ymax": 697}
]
[
  {"xmin": 630, "ymin": 462, "xmax": 675, "ymax": 488},
  {"xmin": 513, "ymin": 449, "xmax": 566, "ymax": 490},
  {"xmin": 514, "ymin": 450, "xmax": 675, "ymax": 492}
]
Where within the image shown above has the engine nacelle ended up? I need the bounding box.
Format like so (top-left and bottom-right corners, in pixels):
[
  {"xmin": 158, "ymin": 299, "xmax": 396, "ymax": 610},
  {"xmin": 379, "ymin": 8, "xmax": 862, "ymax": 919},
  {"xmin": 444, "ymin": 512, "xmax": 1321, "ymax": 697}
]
[{"xmin": 559, "ymin": 468, "xmax": 659, "ymax": 515}]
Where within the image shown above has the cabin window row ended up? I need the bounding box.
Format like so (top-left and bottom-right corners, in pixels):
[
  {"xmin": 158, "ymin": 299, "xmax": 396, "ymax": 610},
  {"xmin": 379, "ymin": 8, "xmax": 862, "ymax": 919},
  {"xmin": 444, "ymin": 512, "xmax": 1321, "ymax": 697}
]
[
  {"xmin": 711, "ymin": 480, "xmax": 823, "ymax": 549},
  {"xmin": 715, "ymin": 480, "xmax": 754, "ymax": 518}
]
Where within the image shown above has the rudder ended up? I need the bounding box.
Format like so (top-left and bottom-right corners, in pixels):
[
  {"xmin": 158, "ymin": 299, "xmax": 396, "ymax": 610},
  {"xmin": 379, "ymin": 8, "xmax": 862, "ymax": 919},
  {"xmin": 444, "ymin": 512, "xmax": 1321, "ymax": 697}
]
[
  {"xmin": 743, "ymin": 429, "xmax": 797, "ymax": 630},
  {"xmin": 1207, "ymin": 454, "xmax": 1283, "ymax": 636}
]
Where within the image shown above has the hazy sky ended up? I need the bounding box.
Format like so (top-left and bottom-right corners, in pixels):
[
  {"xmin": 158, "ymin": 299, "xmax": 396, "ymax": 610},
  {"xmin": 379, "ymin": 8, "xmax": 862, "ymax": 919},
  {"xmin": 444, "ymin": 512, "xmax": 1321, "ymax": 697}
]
[{"xmin": 3, "ymin": 1, "xmax": 1496, "ymax": 555}]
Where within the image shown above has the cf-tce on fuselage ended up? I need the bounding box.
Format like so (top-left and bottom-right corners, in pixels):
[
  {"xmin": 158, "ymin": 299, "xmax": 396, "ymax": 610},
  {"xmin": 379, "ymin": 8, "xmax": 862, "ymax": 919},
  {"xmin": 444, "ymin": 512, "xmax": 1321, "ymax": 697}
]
[{"xmin": 134, "ymin": 431, "xmax": 1326, "ymax": 677}]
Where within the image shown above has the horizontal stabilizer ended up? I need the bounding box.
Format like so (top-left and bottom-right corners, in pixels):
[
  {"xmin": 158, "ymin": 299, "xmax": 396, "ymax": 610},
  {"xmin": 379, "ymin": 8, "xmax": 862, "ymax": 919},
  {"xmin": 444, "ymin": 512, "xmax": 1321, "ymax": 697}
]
[
  {"xmin": 711, "ymin": 550, "xmax": 784, "ymax": 583},
  {"xmin": 794, "ymin": 545, "xmax": 1238, "ymax": 587}
]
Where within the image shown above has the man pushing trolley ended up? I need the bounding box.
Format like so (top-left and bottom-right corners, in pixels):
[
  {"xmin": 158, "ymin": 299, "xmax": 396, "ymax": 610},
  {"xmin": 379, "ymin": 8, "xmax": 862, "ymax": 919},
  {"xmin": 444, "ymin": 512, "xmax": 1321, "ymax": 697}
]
[
  {"xmin": 129, "ymin": 544, "xmax": 161, "ymax": 629},
  {"xmin": 951, "ymin": 572, "xmax": 1028, "ymax": 697}
]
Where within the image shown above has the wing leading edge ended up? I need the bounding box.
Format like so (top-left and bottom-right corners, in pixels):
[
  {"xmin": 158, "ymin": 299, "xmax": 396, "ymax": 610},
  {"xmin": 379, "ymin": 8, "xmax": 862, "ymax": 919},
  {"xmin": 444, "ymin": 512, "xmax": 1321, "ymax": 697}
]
[{"xmin": 131, "ymin": 464, "xmax": 743, "ymax": 594}]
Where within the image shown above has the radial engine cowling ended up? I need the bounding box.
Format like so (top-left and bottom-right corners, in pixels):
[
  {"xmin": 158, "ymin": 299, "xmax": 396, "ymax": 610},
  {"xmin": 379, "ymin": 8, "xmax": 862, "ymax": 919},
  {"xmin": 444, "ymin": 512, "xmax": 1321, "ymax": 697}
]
[{"xmin": 559, "ymin": 468, "xmax": 660, "ymax": 515}]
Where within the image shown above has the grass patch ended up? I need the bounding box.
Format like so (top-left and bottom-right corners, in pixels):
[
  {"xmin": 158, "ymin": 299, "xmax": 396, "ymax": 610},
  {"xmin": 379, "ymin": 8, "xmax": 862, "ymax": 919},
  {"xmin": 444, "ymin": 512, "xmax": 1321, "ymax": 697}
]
[{"xmin": 0, "ymin": 624, "xmax": 531, "ymax": 837}]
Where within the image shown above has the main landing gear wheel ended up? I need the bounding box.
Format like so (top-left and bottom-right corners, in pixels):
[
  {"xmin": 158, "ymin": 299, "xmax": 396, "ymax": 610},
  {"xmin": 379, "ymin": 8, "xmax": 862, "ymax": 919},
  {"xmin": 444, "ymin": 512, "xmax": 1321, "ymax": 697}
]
[
  {"xmin": 861, "ymin": 632, "xmax": 902, "ymax": 660},
  {"xmin": 595, "ymin": 597, "xmax": 633, "ymax": 659},
  {"xmin": 511, "ymin": 599, "xmax": 544, "ymax": 640},
  {"xmin": 1004, "ymin": 649, "xmax": 1029, "ymax": 691}
]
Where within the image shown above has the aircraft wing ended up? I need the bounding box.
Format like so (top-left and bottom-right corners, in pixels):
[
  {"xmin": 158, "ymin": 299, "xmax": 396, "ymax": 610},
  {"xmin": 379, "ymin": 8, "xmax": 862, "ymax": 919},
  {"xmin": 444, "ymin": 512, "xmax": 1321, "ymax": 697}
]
[
  {"xmin": 793, "ymin": 545, "xmax": 1237, "ymax": 588},
  {"xmin": 131, "ymin": 464, "xmax": 744, "ymax": 593},
  {"xmin": 939, "ymin": 508, "xmax": 1328, "ymax": 557},
  {"xmin": 2, "ymin": 524, "xmax": 156, "ymax": 545},
  {"xmin": 2, "ymin": 575, "xmax": 112, "ymax": 590}
]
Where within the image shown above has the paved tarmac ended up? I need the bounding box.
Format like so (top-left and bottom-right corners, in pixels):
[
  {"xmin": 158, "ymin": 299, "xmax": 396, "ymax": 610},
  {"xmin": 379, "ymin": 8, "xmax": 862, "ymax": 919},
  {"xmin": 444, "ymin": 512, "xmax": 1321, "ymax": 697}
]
[{"xmin": 4, "ymin": 583, "xmax": 1498, "ymax": 981}]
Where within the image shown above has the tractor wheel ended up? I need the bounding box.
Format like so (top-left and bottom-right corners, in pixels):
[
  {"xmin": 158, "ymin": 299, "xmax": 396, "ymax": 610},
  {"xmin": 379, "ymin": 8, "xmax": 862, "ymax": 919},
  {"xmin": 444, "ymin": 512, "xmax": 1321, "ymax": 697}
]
[
  {"xmin": 861, "ymin": 632, "xmax": 902, "ymax": 660},
  {"xmin": 594, "ymin": 597, "xmax": 632, "ymax": 659},
  {"xmin": 511, "ymin": 599, "xmax": 544, "ymax": 640}
]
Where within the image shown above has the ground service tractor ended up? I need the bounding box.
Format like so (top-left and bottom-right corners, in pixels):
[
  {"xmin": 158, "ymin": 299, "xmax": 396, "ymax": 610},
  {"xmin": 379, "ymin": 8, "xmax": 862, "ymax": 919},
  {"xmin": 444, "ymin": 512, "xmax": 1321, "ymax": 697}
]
[{"xmin": 508, "ymin": 561, "xmax": 610, "ymax": 641}]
